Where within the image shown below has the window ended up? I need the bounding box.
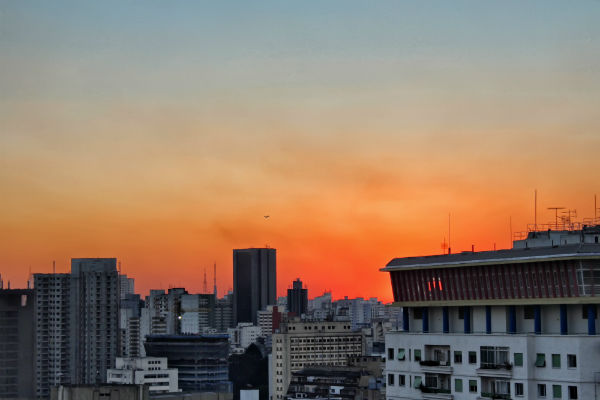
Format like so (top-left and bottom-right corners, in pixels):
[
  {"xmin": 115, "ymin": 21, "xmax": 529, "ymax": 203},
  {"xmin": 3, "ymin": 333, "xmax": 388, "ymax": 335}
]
[
  {"xmin": 458, "ymin": 307, "xmax": 465, "ymax": 320},
  {"xmin": 454, "ymin": 351, "xmax": 462, "ymax": 364},
  {"xmin": 552, "ymin": 354, "xmax": 561, "ymax": 368},
  {"xmin": 538, "ymin": 384, "xmax": 547, "ymax": 397},
  {"xmin": 536, "ymin": 353, "xmax": 546, "ymax": 367},
  {"xmin": 568, "ymin": 386, "xmax": 577, "ymax": 399},
  {"xmin": 388, "ymin": 348, "xmax": 394, "ymax": 360},
  {"xmin": 469, "ymin": 351, "xmax": 477, "ymax": 364},
  {"xmin": 469, "ymin": 380, "xmax": 477, "ymax": 393},
  {"xmin": 399, "ymin": 375, "xmax": 405, "ymax": 386},
  {"xmin": 515, "ymin": 382, "xmax": 524, "ymax": 396},
  {"xmin": 414, "ymin": 349, "xmax": 421, "ymax": 362},
  {"xmin": 514, "ymin": 353, "xmax": 523, "ymax": 367},
  {"xmin": 455, "ymin": 379, "xmax": 463, "ymax": 392},
  {"xmin": 413, "ymin": 307, "xmax": 423, "ymax": 320},
  {"xmin": 582, "ymin": 304, "xmax": 597, "ymax": 319},
  {"xmin": 524, "ymin": 305, "xmax": 535, "ymax": 319},
  {"xmin": 567, "ymin": 354, "xmax": 577, "ymax": 368},
  {"xmin": 388, "ymin": 374, "xmax": 394, "ymax": 386},
  {"xmin": 413, "ymin": 376, "xmax": 422, "ymax": 389},
  {"xmin": 397, "ymin": 348, "xmax": 406, "ymax": 361},
  {"xmin": 553, "ymin": 385, "xmax": 562, "ymax": 399}
]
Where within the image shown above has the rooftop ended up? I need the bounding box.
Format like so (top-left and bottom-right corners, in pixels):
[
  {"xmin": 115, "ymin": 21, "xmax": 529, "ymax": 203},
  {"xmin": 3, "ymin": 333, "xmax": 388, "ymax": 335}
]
[{"xmin": 381, "ymin": 243, "xmax": 600, "ymax": 271}]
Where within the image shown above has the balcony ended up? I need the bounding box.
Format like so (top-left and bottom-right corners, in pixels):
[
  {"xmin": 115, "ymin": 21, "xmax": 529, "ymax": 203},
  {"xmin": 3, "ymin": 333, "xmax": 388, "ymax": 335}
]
[
  {"xmin": 419, "ymin": 385, "xmax": 453, "ymax": 400},
  {"xmin": 479, "ymin": 393, "xmax": 511, "ymax": 400},
  {"xmin": 476, "ymin": 363, "xmax": 513, "ymax": 378},
  {"xmin": 419, "ymin": 360, "xmax": 453, "ymax": 374}
]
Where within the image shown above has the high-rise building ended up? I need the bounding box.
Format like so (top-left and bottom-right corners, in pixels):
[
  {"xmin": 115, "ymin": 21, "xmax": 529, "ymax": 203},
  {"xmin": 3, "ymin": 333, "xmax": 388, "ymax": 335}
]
[
  {"xmin": 34, "ymin": 273, "xmax": 72, "ymax": 397},
  {"xmin": 383, "ymin": 226, "xmax": 600, "ymax": 400},
  {"xmin": 215, "ymin": 292, "xmax": 234, "ymax": 332},
  {"xmin": 70, "ymin": 258, "xmax": 120, "ymax": 384},
  {"xmin": 270, "ymin": 320, "xmax": 365, "ymax": 400},
  {"xmin": 120, "ymin": 294, "xmax": 143, "ymax": 357},
  {"xmin": 180, "ymin": 293, "xmax": 216, "ymax": 334},
  {"xmin": 233, "ymin": 248, "xmax": 276, "ymax": 325},
  {"xmin": 34, "ymin": 259, "xmax": 120, "ymax": 394},
  {"xmin": 119, "ymin": 274, "xmax": 135, "ymax": 300},
  {"xmin": 0, "ymin": 289, "xmax": 35, "ymax": 399},
  {"xmin": 287, "ymin": 278, "xmax": 308, "ymax": 316}
]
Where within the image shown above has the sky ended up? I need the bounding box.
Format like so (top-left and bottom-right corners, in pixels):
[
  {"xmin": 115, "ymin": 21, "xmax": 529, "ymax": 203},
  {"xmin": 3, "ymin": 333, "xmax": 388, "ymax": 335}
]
[{"xmin": 1, "ymin": 1, "xmax": 599, "ymax": 303}]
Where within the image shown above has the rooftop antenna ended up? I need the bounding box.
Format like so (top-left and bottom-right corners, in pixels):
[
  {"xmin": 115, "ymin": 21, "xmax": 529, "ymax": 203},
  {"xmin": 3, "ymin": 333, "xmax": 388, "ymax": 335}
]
[
  {"xmin": 52, "ymin": 260, "xmax": 56, "ymax": 274},
  {"xmin": 213, "ymin": 262, "xmax": 217, "ymax": 297},
  {"xmin": 118, "ymin": 261, "xmax": 122, "ymax": 274},
  {"xmin": 509, "ymin": 216, "xmax": 513, "ymax": 246},
  {"xmin": 548, "ymin": 206, "xmax": 565, "ymax": 230},
  {"xmin": 203, "ymin": 268, "xmax": 208, "ymax": 294},
  {"xmin": 448, "ymin": 212, "xmax": 451, "ymax": 255},
  {"xmin": 27, "ymin": 265, "xmax": 32, "ymax": 289},
  {"xmin": 534, "ymin": 190, "xmax": 537, "ymax": 232},
  {"xmin": 0, "ymin": 273, "xmax": 3, "ymax": 289}
]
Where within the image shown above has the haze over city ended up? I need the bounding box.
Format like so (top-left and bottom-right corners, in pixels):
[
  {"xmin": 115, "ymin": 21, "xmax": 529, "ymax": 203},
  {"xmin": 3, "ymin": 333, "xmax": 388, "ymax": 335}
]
[{"xmin": 2, "ymin": 1, "xmax": 600, "ymax": 302}]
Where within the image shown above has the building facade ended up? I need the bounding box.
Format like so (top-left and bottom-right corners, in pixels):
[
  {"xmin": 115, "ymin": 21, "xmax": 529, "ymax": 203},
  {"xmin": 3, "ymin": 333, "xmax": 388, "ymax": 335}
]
[
  {"xmin": 233, "ymin": 248, "xmax": 276, "ymax": 325},
  {"xmin": 107, "ymin": 357, "xmax": 179, "ymax": 393},
  {"xmin": 383, "ymin": 231, "xmax": 600, "ymax": 400},
  {"xmin": 0, "ymin": 289, "xmax": 35, "ymax": 399},
  {"xmin": 181, "ymin": 294, "xmax": 216, "ymax": 334},
  {"xmin": 34, "ymin": 273, "xmax": 72, "ymax": 397},
  {"xmin": 70, "ymin": 258, "xmax": 120, "ymax": 384},
  {"xmin": 144, "ymin": 334, "xmax": 231, "ymax": 392},
  {"xmin": 271, "ymin": 320, "xmax": 365, "ymax": 400}
]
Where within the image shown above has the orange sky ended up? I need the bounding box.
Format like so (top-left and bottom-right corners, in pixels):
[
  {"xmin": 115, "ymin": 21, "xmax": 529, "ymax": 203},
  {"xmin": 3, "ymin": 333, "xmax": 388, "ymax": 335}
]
[{"xmin": 1, "ymin": 2, "xmax": 599, "ymax": 303}]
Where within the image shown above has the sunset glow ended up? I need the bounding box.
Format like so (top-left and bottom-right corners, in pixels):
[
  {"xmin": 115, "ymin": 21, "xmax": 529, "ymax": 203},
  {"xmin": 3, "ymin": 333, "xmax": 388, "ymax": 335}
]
[{"xmin": 1, "ymin": 1, "xmax": 599, "ymax": 303}]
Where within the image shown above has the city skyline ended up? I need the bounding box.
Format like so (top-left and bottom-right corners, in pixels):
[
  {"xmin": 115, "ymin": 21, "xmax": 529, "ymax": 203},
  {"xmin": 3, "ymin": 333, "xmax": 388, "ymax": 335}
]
[{"xmin": 2, "ymin": 1, "xmax": 600, "ymax": 303}]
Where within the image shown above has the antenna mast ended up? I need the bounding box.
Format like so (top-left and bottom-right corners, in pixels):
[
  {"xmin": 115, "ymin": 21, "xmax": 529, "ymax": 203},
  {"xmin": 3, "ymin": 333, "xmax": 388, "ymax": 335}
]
[
  {"xmin": 448, "ymin": 212, "xmax": 451, "ymax": 254},
  {"xmin": 203, "ymin": 268, "xmax": 208, "ymax": 294},
  {"xmin": 534, "ymin": 189, "xmax": 537, "ymax": 232},
  {"xmin": 213, "ymin": 262, "xmax": 217, "ymax": 297},
  {"xmin": 547, "ymin": 206, "xmax": 566, "ymax": 230}
]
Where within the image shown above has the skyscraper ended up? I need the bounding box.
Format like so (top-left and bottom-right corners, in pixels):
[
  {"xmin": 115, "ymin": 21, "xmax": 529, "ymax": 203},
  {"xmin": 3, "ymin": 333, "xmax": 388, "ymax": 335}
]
[
  {"xmin": 70, "ymin": 258, "xmax": 119, "ymax": 384},
  {"xmin": 287, "ymin": 278, "xmax": 308, "ymax": 316},
  {"xmin": 233, "ymin": 248, "xmax": 276, "ymax": 324},
  {"xmin": 0, "ymin": 288, "xmax": 35, "ymax": 399},
  {"xmin": 34, "ymin": 273, "xmax": 71, "ymax": 397}
]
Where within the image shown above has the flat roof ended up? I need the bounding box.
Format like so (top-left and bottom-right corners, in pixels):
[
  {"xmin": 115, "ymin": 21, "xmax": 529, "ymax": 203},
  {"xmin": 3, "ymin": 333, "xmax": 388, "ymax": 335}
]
[{"xmin": 381, "ymin": 243, "xmax": 600, "ymax": 272}]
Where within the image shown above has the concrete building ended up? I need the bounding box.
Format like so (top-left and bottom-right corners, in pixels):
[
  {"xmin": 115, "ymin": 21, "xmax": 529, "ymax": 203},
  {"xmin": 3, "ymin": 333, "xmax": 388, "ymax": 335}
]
[
  {"xmin": 107, "ymin": 357, "xmax": 179, "ymax": 393},
  {"xmin": 233, "ymin": 248, "xmax": 276, "ymax": 325},
  {"xmin": 228, "ymin": 322, "xmax": 263, "ymax": 352},
  {"xmin": 120, "ymin": 293, "xmax": 143, "ymax": 358},
  {"xmin": 119, "ymin": 274, "xmax": 135, "ymax": 300},
  {"xmin": 144, "ymin": 334, "xmax": 232, "ymax": 392},
  {"xmin": 181, "ymin": 294, "xmax": 216, "ymax": 334},
  {"xmin": 271, "ymin": 320, "xmax": 365, "ymax": 400},
  {"xmin": 70, "ymin": 258, "xmax": 120, "ymax": 384},
  {"xmin": 382, "ymin": 227, "xmax": 600, "ymax": 400},
  {"xmin": 0, "ymin": 288, "xmax": 35, "ymax": 399},
  {"xmin": 51, "ymin": 384, "xmax": 149, "ymax": 400},
  {"xmin": 285, "ymin": 357, "xmax": 385, "ymax": 400},
  {"xmin": 215, "ymin": 292, "xmax": 234, "ymax": 332},
  {"xmin": 287, "ymin": 278, "xmax": 308, "ymax": 317},
  {"xmin": 34, "ymin": 273, "xmax": 72, "ymax": 397},
  {"xmin": 308, "ymin": 292, "xmax": 333, "ymax": 321}
]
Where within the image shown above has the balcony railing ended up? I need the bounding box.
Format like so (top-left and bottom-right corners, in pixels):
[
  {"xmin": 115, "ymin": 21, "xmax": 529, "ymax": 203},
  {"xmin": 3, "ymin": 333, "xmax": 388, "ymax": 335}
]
[
  {"xmin": 480, "ymin": 362, "xmax": 512, "ymax": 371},
  {"xmin": 480, "ymin": 392, "xmax": 511, "ymax": 400},
  {"xmin": 419, "ymin": 385, "xmax": 451, "ymax": 394}
]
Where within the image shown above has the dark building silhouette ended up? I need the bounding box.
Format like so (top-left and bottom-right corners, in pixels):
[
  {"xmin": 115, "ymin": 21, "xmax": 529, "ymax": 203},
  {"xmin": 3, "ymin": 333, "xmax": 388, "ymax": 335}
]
[
  {"xmin": 0, "ymin": 288, "xmax": 35, "ymax": 399},
  {"xmin": 287, "ymin": 278, "xmax": 308, "ymax": 316},
  {"xmin": 233, "ymin": 248, "xmax": 276, "ymax": 325},
  {"xmin": 144, "ymin": 334, "xmax": 231, "ymax": 392}
]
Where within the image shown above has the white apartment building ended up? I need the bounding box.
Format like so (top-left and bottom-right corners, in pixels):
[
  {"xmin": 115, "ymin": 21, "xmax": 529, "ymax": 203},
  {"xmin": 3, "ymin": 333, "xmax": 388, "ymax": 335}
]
[
  {"xmin": 382, "ymin": 226, "xmax": 600, "ymax": 400},
  {"xmin": 270, "ymin": 320, "xmax": 365, "ymax": 400},
  {"xmin": 107, "ymin": 357, "xmax": 179, "ymax": 393},
  {"xmin": 228, "ymin": 322, "xmax": 263, "ymax": 352}
]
